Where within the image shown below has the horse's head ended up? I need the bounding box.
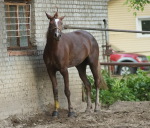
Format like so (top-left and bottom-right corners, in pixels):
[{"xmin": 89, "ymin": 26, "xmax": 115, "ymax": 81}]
[{"xmin": 46, "ymin": 11, "xmax": 65, "ymax": 41}]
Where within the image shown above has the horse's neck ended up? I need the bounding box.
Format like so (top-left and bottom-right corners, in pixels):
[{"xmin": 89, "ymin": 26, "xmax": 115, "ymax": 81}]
[{"xmin": 46, "ymin": 36, "xmax": 59, "ymax": 50}]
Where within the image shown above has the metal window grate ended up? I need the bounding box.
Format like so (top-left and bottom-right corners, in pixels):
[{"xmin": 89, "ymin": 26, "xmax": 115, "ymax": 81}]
[{"xmin": 5, "ymin": 2, "xmax": 31, "ymax": 48}]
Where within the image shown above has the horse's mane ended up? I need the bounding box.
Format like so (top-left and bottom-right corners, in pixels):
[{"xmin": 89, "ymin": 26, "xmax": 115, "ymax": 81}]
[{"xmin": 46, "ymin": 25, "xmax": 51, "ymax": 41}]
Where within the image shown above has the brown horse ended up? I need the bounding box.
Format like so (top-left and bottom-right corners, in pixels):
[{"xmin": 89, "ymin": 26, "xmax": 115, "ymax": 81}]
[{"xmin": 43, "ymin": 11, "xmax": 107, "ymax": 117}]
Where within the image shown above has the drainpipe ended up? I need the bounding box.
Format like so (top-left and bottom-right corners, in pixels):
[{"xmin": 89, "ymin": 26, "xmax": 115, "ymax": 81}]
[{"xmin": 103, "ymin": 19, "xmax": 111, "ymax": 76}]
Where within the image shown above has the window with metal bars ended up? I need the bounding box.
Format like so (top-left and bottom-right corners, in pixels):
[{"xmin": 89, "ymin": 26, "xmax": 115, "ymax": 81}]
[{"xmin": 5, "ymin": 2, "xmax": 31, "ymax": 49}]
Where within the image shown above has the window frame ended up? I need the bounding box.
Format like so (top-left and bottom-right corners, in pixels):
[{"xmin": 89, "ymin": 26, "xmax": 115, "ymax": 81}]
[
  {"xmin": 5, "ymin": 2, "xmax": 32, "ymax": 50},
  {"xmin": 136, "ymin": 16, "xmax": 150, "ymax": 38}
]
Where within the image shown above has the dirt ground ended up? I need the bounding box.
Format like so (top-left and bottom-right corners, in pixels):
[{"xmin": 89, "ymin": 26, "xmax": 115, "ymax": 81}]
[{"xmin": 0, "ymin": 101, "xmax": 150, "ymax": 128}]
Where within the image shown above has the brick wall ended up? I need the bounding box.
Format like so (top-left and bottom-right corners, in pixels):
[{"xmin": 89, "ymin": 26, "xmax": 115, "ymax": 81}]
[{"xmin": 0, "ymin": 0, "xmax": 108, "ymax": 120}]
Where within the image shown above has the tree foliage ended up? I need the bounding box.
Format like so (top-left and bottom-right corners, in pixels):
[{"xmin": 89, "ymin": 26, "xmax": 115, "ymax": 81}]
[{"xmin": 125, "ymin": 0, "xmax": 150, "ymax": 15}]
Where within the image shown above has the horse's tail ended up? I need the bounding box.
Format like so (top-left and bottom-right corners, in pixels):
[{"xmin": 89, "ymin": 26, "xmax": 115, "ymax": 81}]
[{"xmin": 98, "ymin": 63, "xmax": 108, "ymax": 90}]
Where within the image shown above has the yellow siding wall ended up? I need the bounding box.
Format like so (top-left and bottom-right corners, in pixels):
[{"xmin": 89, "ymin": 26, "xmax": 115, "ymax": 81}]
[{"xmin": 108, "ymin": 0, "xmax": 150, "ymax": 55}]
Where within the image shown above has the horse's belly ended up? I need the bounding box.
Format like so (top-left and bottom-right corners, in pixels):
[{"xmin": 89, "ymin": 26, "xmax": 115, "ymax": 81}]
[{"xmin": 68, "ymin": 58, "xmax": 85, "ymax": 67}]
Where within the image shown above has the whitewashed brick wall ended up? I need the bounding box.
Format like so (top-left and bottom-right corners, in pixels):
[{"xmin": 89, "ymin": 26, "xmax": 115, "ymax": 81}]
[{"xmin": 0, "ymin": 0, "xmax": 108, "ymax": 120}]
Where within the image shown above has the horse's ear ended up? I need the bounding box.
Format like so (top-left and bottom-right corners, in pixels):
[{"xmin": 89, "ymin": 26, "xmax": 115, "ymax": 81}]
[
  {"xmin": 45, "ymin": 12, "xmax": 53, "ymax": 20},
  {"xmin": 54, "ymin": 12, "xmax": 58, "ymax": 18},
  {"xmin": 59, "ymin": 16, "xmax": 65, "ymax": 21}
]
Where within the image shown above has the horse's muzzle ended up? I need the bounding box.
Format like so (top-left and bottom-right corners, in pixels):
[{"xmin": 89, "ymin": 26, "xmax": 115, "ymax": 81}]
[{"xmin": 54, "ymin": 32, "xmax": 61, "ymax": 41}]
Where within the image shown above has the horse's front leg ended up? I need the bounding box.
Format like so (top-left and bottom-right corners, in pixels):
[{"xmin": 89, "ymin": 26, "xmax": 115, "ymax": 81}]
[
  {"xmin": 48, "ymin": 69, "xmax": 59, "ymax": 117},
  {"xmin": 60, "ymin": 68, "xmax": 75, "ymax": 117}
]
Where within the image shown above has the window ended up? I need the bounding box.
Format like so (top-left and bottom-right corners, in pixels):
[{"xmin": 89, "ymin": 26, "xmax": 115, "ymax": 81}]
[
  {"xmin": 142, "ymin": 20, "xmax": 150, "ymax": 33},
  {"xmin": 5, "ymin": 1, "xmax": 31, "ymax": 49},
  {"xmin": 136, "ymin": 16, "xmax": 150, "ymax": 38}
]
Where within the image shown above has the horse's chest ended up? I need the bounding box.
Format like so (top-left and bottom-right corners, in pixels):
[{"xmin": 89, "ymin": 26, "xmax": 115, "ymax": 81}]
[
  {"xmin": 44, "ymin": 46, "xmax": 69, "ymax": 68},
  {"xmin": 46, "ymin": 54, "xmax": 63, "ymax": 68}
]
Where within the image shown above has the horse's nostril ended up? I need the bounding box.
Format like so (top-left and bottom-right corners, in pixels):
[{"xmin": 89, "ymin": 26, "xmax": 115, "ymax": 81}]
[{"xmin": 54, "ymin": 33, "xmax": 57, "ymax": 37}]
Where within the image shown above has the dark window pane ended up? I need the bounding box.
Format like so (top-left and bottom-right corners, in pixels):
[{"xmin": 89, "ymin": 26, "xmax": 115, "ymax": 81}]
[
  {"xmin": 9, "ymin": 5, "xmax": 15, "ymax": 10},
  {"xmin": 20, "ymin": 36, "xmax": 28, "ymax": 47},
  {"xmin": 19, "ymin": 6, "xmax": 25, "ymax": 16},
  {"xmin": 5, "ymin": 11, "xmax": 16, "ymax": 16},
  {"xmin": 7, "ymin": 37, "xmax": 17, "ymax": 47},
  {"xmin": 6, "ymin": 24, "xmax": 17, "ymax": 30},
  {"xmin": 7, "ymin": 31, "xmax": 17, "ymax": 36},
  {"xmin": 20, "ymin": 30, "xmax": 27, "ymax": 36},
  {"xmin": 19, "ymin": 24, "xmax": 27, "ymax": 31},
  {"xmin": 142, "ymin": 20, "xmax": 150, "ymax": 34},
  {"xmin": 6, "ymin": 17, "xmax": 17, "ymax": 23},
  {"xmin": 19, "ymin": 17, "xmax": 28, "ymax": 23}
]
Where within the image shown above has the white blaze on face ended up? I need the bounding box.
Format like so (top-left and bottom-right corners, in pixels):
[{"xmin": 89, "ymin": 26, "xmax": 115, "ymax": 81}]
[
  {"xmin": 55, "ymin": 19, "xmax": 60, "ymax": 27},
  {"xmin": 54, "ymin": 19, "xmax": 60, "ymax": 37}
]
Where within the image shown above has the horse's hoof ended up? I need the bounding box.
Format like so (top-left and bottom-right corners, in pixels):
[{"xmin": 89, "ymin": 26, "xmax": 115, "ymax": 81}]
[
  {"xmin": 52, "ymin": 111, "xmax": 59, "ymax": 117},
  {"xmin": 94, "ymin": 109, "xmax": 100, "ymax": 112},
  {"xmin": 68, "ymin": 112, "xmax": 76, "ymax": 117}
]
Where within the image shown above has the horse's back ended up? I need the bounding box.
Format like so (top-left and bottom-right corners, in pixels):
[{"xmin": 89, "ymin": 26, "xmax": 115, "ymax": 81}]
[
  {"xmin": 61, "ymin": 30, "xmax": 99, "ymax": 66},
  {"xmin": 64, "ymin": 30, "xmax": 99, "ymax": 51},
  {"xmin": 66, "ymin": 30, "xmax": 97, "ymax": 43}
]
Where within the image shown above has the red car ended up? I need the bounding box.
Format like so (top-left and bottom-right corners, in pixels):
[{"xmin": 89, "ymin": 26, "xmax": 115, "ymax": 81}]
[{"xmin": 110, "ymin": 48, "xmax": 149, "ymax": 75}]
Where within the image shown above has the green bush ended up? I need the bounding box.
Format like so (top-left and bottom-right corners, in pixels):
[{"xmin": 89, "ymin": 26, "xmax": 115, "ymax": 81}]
[
  {"xmin": 147, "ymin": 56, "xmax": 150, "ymax": 61},
  {"xmin": 87, "ymin": 70, "xmax": 150, "ymax": 106}
]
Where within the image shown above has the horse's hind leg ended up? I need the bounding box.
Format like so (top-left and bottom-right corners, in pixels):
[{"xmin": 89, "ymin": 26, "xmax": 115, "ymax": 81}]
[
  {"xmin": 89, "ymin": 62, "xmax": 101, "ymax": 112},
  {"xmin": 76, "ymin": 63, "xmax": 92, "ymax": 112}
]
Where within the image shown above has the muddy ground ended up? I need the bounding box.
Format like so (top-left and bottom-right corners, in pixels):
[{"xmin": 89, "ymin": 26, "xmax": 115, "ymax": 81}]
[{"xmin": 0, "ymin": 101, "xmax": 150, "ymax": 128}]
